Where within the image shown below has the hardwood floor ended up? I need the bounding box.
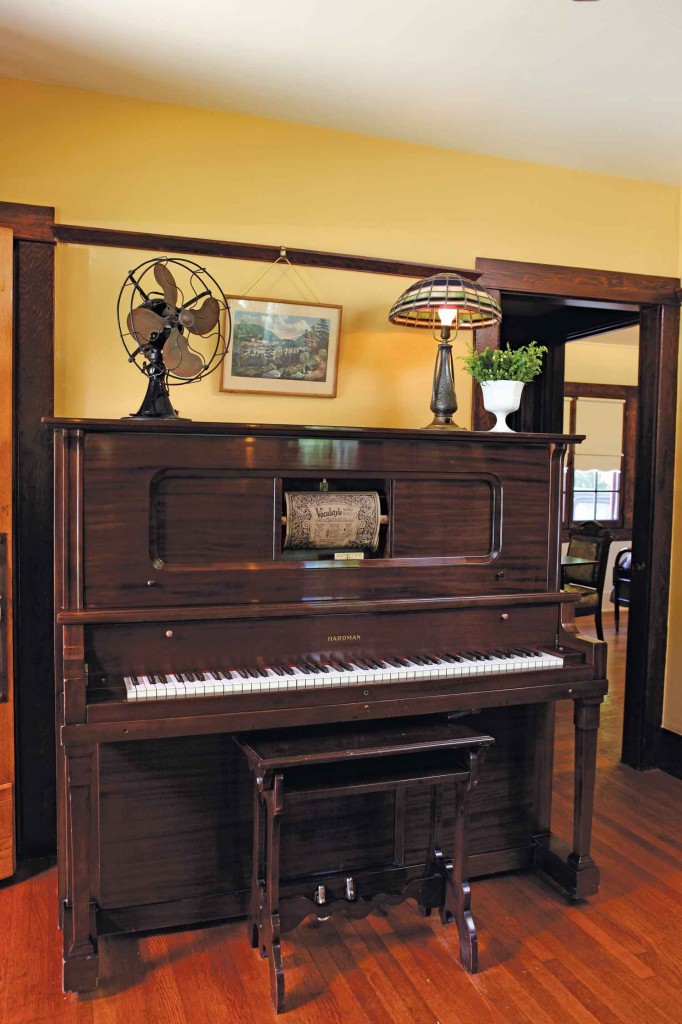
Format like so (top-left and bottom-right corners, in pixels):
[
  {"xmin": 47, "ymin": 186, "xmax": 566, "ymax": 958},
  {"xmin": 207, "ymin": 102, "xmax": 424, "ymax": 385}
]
[{"xmin": 2, "ymin": 611, "xmax": 681, "ymax": 1024}]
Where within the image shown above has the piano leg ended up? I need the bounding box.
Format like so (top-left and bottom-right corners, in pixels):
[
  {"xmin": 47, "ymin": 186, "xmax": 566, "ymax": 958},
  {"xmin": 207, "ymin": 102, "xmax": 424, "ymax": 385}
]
[
  {"xmin": 534, "ymin": 696, "xmax": 603, "ymax": 900},
  {"xmin": 62, "ymin": 745, "xmax": 99, "ymax": 993},
  {"xmin": 261, "ymin": 772, "xmax": 285, "ymax": 1014}
]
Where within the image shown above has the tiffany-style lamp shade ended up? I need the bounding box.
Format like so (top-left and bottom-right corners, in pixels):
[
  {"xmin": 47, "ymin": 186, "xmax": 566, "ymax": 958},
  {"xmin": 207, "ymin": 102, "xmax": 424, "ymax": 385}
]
[{"xmin": 389, "ymin": 273, "xmax": 501, "ymax": 429}]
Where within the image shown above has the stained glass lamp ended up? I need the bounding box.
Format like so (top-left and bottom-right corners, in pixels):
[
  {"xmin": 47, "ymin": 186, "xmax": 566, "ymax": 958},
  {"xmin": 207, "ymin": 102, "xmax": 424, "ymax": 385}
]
[{"xmin": 389, "ymin": 273, "xmax": 502, "ymax": 429}]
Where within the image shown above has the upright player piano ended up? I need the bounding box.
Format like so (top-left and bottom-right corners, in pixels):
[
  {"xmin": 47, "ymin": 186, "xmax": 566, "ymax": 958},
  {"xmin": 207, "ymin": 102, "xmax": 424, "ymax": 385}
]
[{"xmin": 50, "ymin": 418, "xmax": 607, "ymax": 992}]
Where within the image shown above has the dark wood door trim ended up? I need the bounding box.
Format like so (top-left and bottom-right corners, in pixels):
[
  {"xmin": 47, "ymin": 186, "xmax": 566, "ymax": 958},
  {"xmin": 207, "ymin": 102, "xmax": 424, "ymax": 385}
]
[
  {"xmin": 476, "ymin": 254, "xmax": 681, "ymax": 769},
  {"xmin": 475, "ymin": 256, "xmax": 680, "ymax": 307},
  {"xmin": 623, "ymin": 303, "xmax": 680, "ymax": 767},
  {"xmin": 0, "ymin": 203, "xmax": 56, "ymax": 856},
  {"xmin": 0, "ymin": 202, "xmax": 55, "ymax": 244}
]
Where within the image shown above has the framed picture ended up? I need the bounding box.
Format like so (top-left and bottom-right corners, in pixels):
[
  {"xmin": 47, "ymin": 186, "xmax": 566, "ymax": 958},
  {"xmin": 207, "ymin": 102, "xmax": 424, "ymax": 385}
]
[{"xmin": 221, "ymin": 296, "xmax": 343, "ymax": 398}]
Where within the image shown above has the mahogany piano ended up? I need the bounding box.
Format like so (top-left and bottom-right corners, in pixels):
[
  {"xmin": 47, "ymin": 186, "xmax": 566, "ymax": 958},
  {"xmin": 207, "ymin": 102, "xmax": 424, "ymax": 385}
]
[{"xmin": 50, "ymin": 418, "xmax": 607, "ymax": 992}]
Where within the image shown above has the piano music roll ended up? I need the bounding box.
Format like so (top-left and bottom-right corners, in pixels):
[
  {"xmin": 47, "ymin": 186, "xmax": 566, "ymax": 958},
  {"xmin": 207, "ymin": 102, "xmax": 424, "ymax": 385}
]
[{"xmin": 284, "ymin": 491, "xmax": 382, "ymax": 551}]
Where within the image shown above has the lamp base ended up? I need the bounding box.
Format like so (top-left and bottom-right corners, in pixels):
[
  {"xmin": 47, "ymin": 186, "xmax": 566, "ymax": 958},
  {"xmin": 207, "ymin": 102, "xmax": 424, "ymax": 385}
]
[{"xmin": 425, "ymin": 414, "xmax": 467, "ymax": 430}]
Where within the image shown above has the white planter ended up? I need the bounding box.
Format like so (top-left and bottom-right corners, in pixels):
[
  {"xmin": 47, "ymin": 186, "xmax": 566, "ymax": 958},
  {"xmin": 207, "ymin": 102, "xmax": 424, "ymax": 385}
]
[{"xmin": 480, "ymin": 380, "xmax": 524, "ymax": 432}]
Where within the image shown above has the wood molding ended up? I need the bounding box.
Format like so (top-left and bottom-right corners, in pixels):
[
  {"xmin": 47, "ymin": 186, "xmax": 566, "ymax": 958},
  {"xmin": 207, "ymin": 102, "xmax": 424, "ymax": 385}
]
[
  {"xmin": 563, "ymin": 382, "xmax": 637, "ymax": 401},
  {"xmin": 0, "ymin": 226, "xmax": 15, "ymax": 878},
  {"xmin": 13, "ymin": 238, "xmax": 56, "ymax": 856},
  {"xmin": 657, "ymin": 727, "xmax": 682, "ymax": 779},
  {"xmin": 622, "ymin": 303, "xmax": 680, "ymax": 768},
  {"xmin": 475, "ymin": 256, "xmax": 680, "ymax": 307},
  {"xmin": 0, "ymin": 202, "xmax": 54, "ymax": 243},
  {"xmin": 54, "ymin": 224, "xmax": 477, "ymax": 281}
]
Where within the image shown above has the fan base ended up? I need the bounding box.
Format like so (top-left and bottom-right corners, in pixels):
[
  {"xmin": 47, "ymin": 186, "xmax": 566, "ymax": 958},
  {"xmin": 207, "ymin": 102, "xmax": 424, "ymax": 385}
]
[
  {"xmin": 128, "ymin": 372, "xmax": 191, "ymax": 420},
  {"xmin": 125, "ymin": 414, "xmax": 192, "ymax": 422}
]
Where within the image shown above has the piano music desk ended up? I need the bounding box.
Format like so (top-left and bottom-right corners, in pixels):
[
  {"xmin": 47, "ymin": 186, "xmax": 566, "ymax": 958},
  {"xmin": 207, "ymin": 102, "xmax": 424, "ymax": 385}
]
[{"xmin": 235, "ymin": 719, "xmax": 494, "ymax": 1013}]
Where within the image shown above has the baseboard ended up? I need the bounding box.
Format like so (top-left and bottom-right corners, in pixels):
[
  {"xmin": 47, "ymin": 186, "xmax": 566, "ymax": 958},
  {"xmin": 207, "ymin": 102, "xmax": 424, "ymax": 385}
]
[{"xmin": 657, "ymin": 728, "xmax": 682, "ymax": 780}]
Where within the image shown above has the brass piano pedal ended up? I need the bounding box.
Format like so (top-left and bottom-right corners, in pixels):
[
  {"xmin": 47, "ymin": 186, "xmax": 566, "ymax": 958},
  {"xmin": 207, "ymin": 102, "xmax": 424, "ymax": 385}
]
[
  {"xmin": 314, "ymin": 884, "xmax": 327, "ymax": 905},
  {"xmin": 313, "ymin": 884, "xmax": 331, "ymax": 920},
  {"xmin": 345, "ymin": 876, "xmax": 357, "ymax": 901}
]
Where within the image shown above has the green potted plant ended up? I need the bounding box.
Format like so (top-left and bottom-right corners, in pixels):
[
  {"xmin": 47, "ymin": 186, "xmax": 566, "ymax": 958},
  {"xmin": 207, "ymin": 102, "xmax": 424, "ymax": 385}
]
[{"xmin": 460, "ymin": 341, "xmax": 548, "ymax": 431}]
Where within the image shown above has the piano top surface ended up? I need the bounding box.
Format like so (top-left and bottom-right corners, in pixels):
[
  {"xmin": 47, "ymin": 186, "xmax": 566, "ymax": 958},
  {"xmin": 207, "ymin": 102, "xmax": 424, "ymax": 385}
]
[{"xmin": 45, "ymin": 416, "xmax": 585, "ymax": 447}]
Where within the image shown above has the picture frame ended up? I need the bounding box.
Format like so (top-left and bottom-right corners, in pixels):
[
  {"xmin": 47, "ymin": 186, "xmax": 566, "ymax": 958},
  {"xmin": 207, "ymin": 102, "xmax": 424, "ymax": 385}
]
[{"xmin": 220, "ymin": 296, "xmax": 343, "ymax": 398}]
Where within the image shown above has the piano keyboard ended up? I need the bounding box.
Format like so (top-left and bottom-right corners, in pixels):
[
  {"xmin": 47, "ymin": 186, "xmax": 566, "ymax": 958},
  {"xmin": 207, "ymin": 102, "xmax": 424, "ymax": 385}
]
[{"xmin": 123, "ymin": 648, "xmax": 564, "ymax": 701}]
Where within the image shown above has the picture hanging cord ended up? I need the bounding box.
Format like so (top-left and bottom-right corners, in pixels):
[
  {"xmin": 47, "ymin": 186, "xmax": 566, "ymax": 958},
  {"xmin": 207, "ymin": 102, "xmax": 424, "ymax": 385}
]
[{"xmin": 240, "ymin": 246, "xmax": 321, "ymax": 303}]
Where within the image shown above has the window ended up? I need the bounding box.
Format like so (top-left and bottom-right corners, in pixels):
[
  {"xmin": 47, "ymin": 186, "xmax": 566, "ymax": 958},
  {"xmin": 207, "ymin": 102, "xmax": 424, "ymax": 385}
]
[{"xmin": 563, "ymin": 383, "xmax": 637, "ymax": 537}]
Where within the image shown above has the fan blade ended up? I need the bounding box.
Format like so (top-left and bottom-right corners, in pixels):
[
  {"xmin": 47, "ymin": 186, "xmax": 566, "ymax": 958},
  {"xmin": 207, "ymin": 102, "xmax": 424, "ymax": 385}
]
[
  {"xmin": 154, "ymin": 263, "xmax": 178, "ymax": 308},
  {"xmin": 163, "ymin": 328, "xmax": 204, "ymax": 379},
  {"xmin": 127, "ymin": 306, "xmax": 166, "ymax": 345},
  {"xmin": 183, "ymin": 296, "xmax": 220, "ymax": 336}
]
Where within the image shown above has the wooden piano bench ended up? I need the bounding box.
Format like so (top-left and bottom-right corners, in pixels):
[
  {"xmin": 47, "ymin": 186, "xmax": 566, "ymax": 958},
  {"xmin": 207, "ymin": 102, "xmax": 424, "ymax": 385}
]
[{"xmin": 234, "ymin": 717, "xmax": 494, "ymax": 1014}]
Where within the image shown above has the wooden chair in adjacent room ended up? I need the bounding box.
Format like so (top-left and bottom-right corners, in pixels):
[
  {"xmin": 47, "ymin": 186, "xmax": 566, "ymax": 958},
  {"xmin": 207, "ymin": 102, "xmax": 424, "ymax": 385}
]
[
  {"xmin": 562, "ymin": 520, "xmax": 613, "ymax": 642},
  {"xmin": 610, "ymin": 547, "xmax": 632, "ymax": 633}
]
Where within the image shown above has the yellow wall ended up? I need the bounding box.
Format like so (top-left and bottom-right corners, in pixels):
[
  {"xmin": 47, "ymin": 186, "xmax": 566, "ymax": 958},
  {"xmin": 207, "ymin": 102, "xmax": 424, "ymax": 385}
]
[
  {"xmin": 2, "ymin": 75, "xmax": 682, "ymax": 729},
  {"xmin": 564, "ymin": 330, "xmax": 639, "ymax": 387},
  {"xmin": 2, "ymin": 75, "xmax": 679, "ymax": 431}
]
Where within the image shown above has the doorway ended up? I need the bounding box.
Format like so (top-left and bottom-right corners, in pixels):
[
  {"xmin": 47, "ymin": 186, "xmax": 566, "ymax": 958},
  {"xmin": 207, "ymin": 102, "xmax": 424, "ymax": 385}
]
[{"xmin": 473, "ymin": 256, "xmax": 680, "ymax": 770}]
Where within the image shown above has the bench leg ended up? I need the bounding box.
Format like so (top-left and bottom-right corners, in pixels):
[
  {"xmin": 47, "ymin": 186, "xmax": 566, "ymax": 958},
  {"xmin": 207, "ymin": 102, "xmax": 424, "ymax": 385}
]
[
  {"xmin": 248, "ymin": 781, "xmax": 266, "ymax": 951},
  {"xmin": 440, "ymin": 748, "xmax": 487, "ymax": 973},
  {"xmin": 261, "ymin": 773, "xmax": 285, "ymax": 1014},
  {"xmin": 439, "ymin": 780, "xmax": 478, "ymax": 973}
]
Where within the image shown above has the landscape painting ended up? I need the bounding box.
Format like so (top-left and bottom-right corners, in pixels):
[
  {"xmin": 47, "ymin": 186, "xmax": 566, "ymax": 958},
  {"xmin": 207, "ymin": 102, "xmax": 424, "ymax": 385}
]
[{"xmin": 221, "ymin": 296, "xmax": 342, "ymax": 397}]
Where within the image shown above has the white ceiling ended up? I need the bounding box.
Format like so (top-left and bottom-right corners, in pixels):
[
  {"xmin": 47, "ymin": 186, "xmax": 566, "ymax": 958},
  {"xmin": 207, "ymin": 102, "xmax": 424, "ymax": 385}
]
[{"xmin": 2, "ymin": 0, "xmax": 682, "ymax": 185}]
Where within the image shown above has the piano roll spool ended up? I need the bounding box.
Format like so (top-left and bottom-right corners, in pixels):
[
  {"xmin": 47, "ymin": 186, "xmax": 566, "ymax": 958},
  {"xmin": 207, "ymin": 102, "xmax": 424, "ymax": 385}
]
[{"xmin": 283, "ymin": 491, "xmax": 384, "ymax": 552}]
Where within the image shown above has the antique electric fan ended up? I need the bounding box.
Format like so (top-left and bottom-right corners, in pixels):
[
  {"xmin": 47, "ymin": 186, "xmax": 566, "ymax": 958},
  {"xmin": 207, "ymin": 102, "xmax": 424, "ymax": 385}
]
[{"xmin": 117, "ymin": 257, "xmax": 231, "ymax": 418}]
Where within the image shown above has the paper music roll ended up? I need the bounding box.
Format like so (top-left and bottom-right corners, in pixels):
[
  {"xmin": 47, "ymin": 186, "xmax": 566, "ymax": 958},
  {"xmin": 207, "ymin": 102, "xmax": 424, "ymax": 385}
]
[{"xmin": 283, "ymin": 491, "xmax": 381, "ymax": 551}]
